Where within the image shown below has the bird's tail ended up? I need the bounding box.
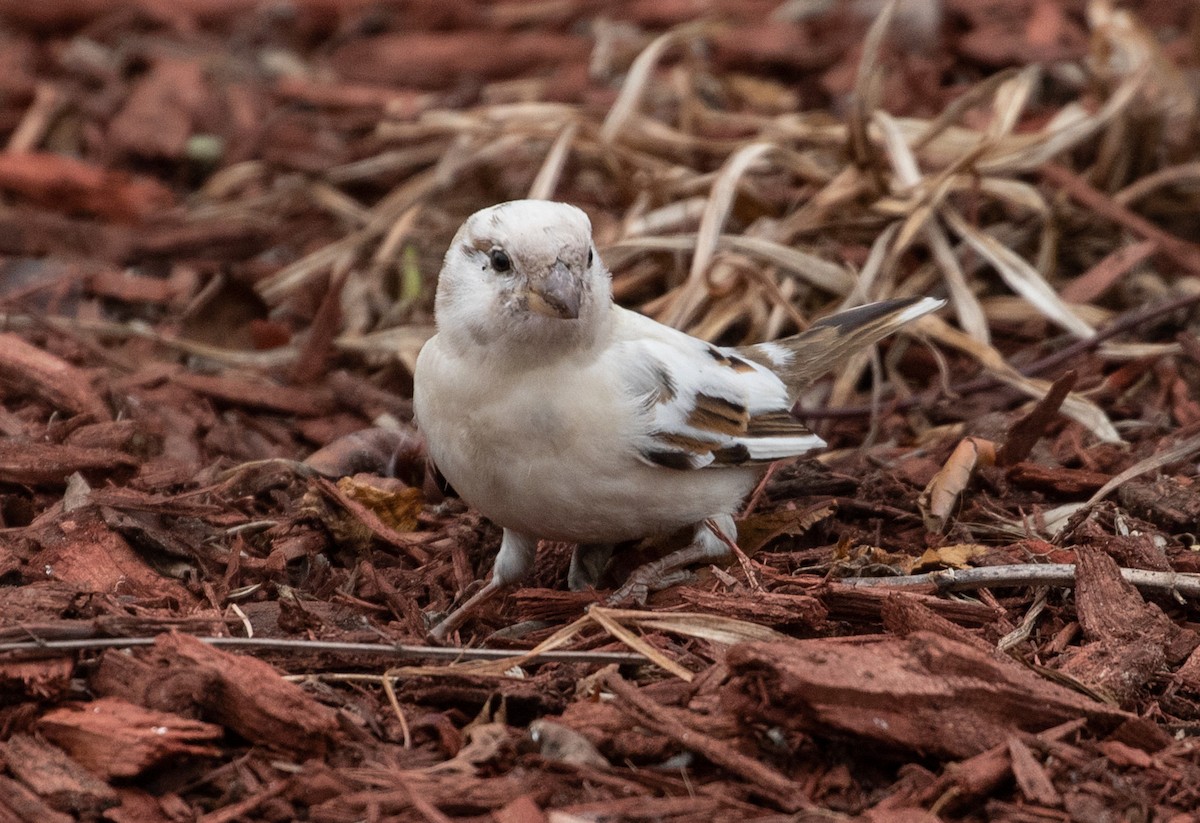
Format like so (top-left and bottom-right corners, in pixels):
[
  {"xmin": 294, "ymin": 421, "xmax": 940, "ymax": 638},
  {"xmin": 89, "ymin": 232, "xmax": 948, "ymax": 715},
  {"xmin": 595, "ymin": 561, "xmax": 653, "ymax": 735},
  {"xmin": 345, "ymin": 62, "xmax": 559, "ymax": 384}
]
[{"xmin": 739, "ymin": 296, "xmax": 944, "ymax": 394}]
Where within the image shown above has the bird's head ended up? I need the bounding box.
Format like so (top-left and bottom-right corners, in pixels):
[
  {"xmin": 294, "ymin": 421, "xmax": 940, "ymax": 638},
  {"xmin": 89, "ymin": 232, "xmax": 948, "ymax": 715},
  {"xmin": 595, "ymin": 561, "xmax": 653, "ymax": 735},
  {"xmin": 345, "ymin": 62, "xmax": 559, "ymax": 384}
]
[{"xmin": 434, "ymin": 200, "xmax": 612, "ymax": 351}]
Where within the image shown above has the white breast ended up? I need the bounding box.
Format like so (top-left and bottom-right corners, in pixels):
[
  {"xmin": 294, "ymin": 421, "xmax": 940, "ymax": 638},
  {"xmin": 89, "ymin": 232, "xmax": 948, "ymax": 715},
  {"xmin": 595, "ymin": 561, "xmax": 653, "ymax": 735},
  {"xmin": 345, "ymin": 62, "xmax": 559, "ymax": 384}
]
[{"xmin": 414, "ymin": 336, "xmax": 761, "ymax": 543}]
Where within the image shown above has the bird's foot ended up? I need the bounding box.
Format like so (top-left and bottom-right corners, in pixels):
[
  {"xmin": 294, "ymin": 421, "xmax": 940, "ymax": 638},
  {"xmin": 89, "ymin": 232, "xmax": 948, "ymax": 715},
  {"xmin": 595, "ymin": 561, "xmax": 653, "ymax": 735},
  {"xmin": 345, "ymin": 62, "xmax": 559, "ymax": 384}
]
[
  {"xmin": 605, "ymin": 517, "xmax": 739, "ymax": 606},
  {"xmin": 605, "ymin": 544, "xmax": 713, "ymax": 606},
  {"xmin": 606, "ymin": 578, "xmax": 647, "ymax": 607}
]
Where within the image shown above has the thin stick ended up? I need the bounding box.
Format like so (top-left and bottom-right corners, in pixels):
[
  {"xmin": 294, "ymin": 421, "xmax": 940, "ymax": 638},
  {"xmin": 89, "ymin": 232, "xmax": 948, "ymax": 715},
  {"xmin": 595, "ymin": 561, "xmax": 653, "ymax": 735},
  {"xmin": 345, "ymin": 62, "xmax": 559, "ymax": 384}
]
[
  {"xmin": 740, "ymin": 461, "xmax": 778, "ymax": 518},
  {"xmin": 381, "ymin": 667, "xmax": 414, "ymax": 748},
  {"xmin": 1040, "ymin": 163, "xmax": 1200, "ymax": 277},
  {"xmin": 196, "ymin": 781, "xmax": 288, "ymax": 823},
  {"xmin": 602, "ymin": 670, "xmax": 811, "ymax": 812},
  {"xmin": 802, "ymin": 290, "xmax": 1200, "ymax": 419},
  {"xmin": 705, "ymin": 517, "xmax": 762, "ymax": 592},
  {"xmin": 834, "ymin": 563, "xmax": 1200, "ymax": 598},
  {"xmin": 996, "ymin": 586, "xmax": 1049, "ymax": 652},
  {"xmin": 1082, "ymin": 430, "xmax": 1200, "ymax": 508},
  {"xmin": 6, "ymin": 83, "xmax": 64, "ymax": 153},
  {"xmin": 0, "ymin": 634, "xmax": 647, "ymax": 664}
]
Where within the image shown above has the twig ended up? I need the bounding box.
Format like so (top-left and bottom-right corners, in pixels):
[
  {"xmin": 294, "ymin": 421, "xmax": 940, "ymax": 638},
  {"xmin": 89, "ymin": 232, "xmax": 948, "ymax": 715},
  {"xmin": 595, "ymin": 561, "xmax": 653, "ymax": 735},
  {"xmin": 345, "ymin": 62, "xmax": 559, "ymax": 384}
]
[
  {"xmin": 0, "ymin": 634, "xmax": 647, "ymax": 665},
  {"xmin": 740, "ymin": 461, "xmax": 778, "ymax": 518},
  {"xmin": 314, "ymin": 476, "xmax": 432, "ymax": 563},
  {"xmin": 834, "ymin": 563, "xmax": 1200, "ymax": 598},
  {"xmin": 602, "ymin": 670, "xmax": 811, "ymax": 812},
  {"xmin": 1040, "ymin": 163, "xmax": 1200, "ymax": 277},
  {"xmin": 6, "ymin": 82, "xmax": 64, "ymax": 153},
  {"xmin": 381, "ymin": 666, "xmax": 414, "ymax": 748},
  {"xmin": 398, "ymin": 775, "xmax": 455, "ymax": 823},
  {"xmin": 705, "ymin": 517, "xmax": 761, "ymax": 592},
  {"xmin": 996, "ymin": 586, "xmax": 1049, "ymax": 652},
  {"xmin": 196, "ymin": 782, "xmax": 288, "ymax": 823},
  {"xmin": 588, "ymin": 608, "xmax": 694, "ymax": 682},
  {"xmin": 802, "ymin": 290, "xmax": 1200, "ymax": 419},
  {"xmin": 1007, "ymin": 290, "xmax": 1200, "ymax": 379},
  {"xmin": 1081, "ymin": 430, "xmax": 1200, "ymax": 509}
]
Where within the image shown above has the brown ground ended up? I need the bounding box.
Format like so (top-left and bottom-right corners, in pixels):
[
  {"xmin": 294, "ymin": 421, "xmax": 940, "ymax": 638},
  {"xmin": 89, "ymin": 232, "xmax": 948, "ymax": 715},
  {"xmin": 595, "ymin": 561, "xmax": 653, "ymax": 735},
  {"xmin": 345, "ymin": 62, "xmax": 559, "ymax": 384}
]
[{"xmin": 2, "ymin": 1, "xmax": 1200, "ymax": 820}]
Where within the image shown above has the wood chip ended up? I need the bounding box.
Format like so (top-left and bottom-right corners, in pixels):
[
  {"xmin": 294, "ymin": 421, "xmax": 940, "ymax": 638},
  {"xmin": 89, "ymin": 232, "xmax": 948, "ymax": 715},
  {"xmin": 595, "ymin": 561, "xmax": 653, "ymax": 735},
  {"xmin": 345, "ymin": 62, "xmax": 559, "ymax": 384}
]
[
  {"xmin": 0, "ymin": 333, "xmax": 110, "ymax": 421},
  {"xmin": 0, "ymin": 733, "xmax": 118, "ymax": 816},
  {"xmin": 723, "ymin": 632, "xmax": 1146, "ymax": 759},
  {"xmin": 1007, "ymin": 735, "xmax": 1060, "ymax": 806},
  {"xmin": 37, "ymin": 697, "xmax": 222, "ymax": 779}
]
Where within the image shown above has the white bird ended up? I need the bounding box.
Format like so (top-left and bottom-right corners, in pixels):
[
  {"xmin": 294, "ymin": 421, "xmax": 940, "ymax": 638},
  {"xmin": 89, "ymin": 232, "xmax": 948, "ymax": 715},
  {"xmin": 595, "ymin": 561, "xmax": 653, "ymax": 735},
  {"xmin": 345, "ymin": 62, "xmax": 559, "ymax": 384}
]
[{"xmin": 414, "ymin": 200, "xmax": 943, "ymax": 641}]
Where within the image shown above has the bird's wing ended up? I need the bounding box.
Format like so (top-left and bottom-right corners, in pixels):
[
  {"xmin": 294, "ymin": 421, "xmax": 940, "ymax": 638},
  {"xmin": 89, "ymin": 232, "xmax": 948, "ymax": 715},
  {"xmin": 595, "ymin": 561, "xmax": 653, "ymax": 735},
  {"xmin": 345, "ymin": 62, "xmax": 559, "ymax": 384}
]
[{"xmin": 613, "ymin": 311, "xmax": 825, "ymax": 471}]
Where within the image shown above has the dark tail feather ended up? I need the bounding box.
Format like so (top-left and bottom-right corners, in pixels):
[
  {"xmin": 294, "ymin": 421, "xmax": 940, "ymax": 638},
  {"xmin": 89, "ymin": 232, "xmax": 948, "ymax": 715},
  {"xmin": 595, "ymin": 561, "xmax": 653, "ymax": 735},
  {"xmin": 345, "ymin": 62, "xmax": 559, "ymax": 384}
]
[{"xmin": 739, "ymin": 296, "xmax": 944, "ymax": 394}]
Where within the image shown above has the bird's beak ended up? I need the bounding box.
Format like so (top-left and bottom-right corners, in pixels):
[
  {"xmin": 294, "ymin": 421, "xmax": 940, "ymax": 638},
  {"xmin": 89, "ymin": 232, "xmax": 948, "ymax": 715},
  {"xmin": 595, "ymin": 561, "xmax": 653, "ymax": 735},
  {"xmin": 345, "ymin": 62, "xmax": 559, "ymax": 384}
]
[{"xmin": 524, "ymin": 259, "xmax": 581, "ymax": 320}]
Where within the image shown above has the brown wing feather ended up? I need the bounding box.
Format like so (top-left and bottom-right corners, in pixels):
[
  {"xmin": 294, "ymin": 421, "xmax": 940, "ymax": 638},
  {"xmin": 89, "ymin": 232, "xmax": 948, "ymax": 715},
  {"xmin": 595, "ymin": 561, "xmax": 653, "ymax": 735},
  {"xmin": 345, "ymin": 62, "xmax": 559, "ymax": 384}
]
[
  {"xmin": 645, "ymin": 409, "xmax": 817, "ymax": 469},
  {"xmin": 685, "ymin": 392, "xmax": 749, "ymax": 436}
]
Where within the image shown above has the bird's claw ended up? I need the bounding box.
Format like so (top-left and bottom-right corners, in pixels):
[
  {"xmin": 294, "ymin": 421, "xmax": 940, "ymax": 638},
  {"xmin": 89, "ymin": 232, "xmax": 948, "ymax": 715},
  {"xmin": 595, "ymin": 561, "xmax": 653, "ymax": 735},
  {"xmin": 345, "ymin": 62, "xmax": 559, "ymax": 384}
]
[
  {"xmin": 607, "ymin": 565, "xmax": 695, "ymax": 606},
  {"xmin": 606, "ymin": 579, "xmax": 649, "ymax": 607}
]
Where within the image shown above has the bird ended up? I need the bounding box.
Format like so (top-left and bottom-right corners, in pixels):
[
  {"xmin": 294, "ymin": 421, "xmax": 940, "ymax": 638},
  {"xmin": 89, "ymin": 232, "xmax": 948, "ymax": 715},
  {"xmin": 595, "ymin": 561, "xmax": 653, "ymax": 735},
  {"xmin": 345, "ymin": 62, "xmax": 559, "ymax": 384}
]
[{"xmin": 414, "ymin": 199, "xmax": 943, "ymax": 641}]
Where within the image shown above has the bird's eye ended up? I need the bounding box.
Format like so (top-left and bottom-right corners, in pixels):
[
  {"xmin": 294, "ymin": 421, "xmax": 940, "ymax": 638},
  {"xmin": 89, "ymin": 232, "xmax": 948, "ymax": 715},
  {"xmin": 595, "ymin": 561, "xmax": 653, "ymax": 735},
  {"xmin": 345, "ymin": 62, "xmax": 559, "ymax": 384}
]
[
  {"xmin": 489, "ymin": 248, "xmax": 512, "ymax": 273},
  {"xmin": 587, "ymin": 248, "xmax": 594, "ymax": 266}
]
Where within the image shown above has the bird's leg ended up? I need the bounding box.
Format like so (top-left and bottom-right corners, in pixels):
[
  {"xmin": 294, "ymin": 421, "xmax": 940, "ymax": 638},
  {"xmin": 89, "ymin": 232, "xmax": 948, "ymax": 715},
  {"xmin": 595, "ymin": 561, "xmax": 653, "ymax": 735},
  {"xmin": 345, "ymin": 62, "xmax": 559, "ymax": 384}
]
[
  {"xmin": 429, "ymin": 528, "xmax": 537, "ymax": 643},
  {"xmin": 607, "ymin": 514, "xmax": 737, "ymax": 606},
  {"xmin": 568, "ymin": 543, "xmax": 614, "ymax": 591}
]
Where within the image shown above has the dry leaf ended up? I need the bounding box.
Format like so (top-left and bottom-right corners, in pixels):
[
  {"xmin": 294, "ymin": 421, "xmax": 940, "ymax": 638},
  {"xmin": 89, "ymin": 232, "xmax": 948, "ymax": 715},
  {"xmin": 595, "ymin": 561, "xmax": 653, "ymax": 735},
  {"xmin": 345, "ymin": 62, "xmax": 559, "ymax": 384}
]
[
  {"xmin": 912, "ymin": 543, "xmax": 990, "ymax": 571},
  {"xmin": 336, "ymin": 475, "xmax": 423, "ymax": 532},
  {"xmin": 737, "ymin": 503, "xmax": 836, "ymax": 554},
  {"xmin": 919, "ymin": 436, "xmax": 996, "ymax": 533},
  {"xmin": 832, "ymin": 541, "xmax": 921, "ymax": 577}
]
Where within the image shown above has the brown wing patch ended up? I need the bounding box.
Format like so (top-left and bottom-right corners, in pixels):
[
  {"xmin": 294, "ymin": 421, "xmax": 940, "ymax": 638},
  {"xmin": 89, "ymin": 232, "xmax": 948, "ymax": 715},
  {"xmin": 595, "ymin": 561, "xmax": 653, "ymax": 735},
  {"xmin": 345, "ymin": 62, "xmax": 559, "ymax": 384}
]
[
  {"xmin": 746, "ymin": 410, "xmax": 812, "ymax": 438},
  {"xmin": 686, "ymin": 393, "xmax": 749, "ymax": 436},
  {"xmin": 706, "ymin": 346, "xmax": 758, "ymax": 373},
  {"xmin": 642, "ymin": 431, "xmax": 723, "ymax": 471},
  {"xmin": 638, "ymin": 362, "xmax": 677, "ymax": 409},
  {"xmin": 727, "ymin": 356, "xmax": 756, "ymax": 373},
  {"xmin": 652, "ymin": 364, "xmax": 677, "ymax": 403}
]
